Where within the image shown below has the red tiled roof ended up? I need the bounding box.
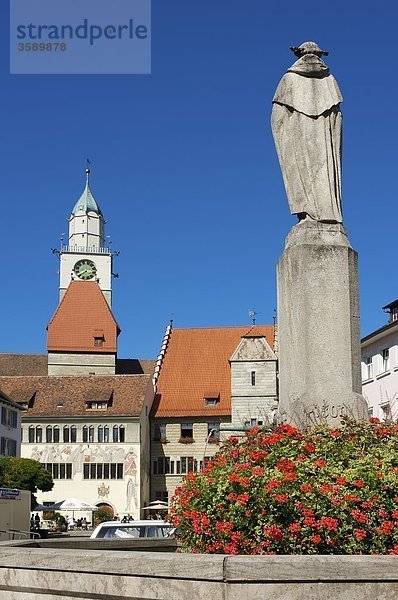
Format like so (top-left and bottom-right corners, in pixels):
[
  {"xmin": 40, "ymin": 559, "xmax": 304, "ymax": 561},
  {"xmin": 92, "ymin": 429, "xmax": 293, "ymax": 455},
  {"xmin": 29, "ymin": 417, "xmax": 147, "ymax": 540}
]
[
  {"xmin": 0, "ymin": 375, "xmax": 151, "ymax": 417},
  {"xmin": 47, "ymin": 281, "xmax": 120, "ymax": 353},
  {"xmin": 152, "ymin": 325, "xmax": 274, "ymax": 418}
]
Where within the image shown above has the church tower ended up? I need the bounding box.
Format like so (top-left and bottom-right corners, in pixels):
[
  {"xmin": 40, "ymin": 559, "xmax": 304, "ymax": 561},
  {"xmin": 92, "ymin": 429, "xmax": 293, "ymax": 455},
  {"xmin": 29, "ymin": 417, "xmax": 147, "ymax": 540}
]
[
  {"xmin": 59, "ymin": 168, "xmax": 112, "ymax": 306},
  {"xmin": 47, "ymin": 169, "xmax": 120, "ymax": 376}
]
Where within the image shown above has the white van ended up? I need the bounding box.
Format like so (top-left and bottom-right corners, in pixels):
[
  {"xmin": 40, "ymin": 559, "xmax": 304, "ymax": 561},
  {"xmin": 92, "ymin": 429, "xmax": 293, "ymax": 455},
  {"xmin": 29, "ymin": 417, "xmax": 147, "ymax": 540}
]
[{"xmin": 90, "ymin": 520, "xmax": 173, "ymax": 539}]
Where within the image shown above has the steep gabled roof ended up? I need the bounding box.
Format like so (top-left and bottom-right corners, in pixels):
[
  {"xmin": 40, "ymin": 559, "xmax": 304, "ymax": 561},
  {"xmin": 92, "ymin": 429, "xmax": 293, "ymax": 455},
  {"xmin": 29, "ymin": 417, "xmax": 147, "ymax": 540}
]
[
  {"xmin": 151, "ymin": 325, "xmax": 274, "ymax": 418},
  {"xmin": 230, "ymin": 335, "xmax": 277, "ymax": 362},
  {"xmin": 47, "ymin": 281, "xmax": 120, "ymax": 353}
]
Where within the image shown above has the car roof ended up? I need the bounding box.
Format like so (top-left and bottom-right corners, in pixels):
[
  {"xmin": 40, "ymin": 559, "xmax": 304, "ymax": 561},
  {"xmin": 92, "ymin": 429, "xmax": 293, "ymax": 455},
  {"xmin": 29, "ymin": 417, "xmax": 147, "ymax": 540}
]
[{"xmin": 97, "ymin": 520, "xmax": 169, "ymax": 527}]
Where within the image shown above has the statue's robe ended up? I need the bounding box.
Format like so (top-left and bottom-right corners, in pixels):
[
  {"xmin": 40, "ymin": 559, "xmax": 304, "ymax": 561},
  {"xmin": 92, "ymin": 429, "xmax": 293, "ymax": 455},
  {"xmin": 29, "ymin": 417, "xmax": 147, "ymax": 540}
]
[{"xmin": 271, "ymin": 54, "xmax": 344, "ymax": 223}]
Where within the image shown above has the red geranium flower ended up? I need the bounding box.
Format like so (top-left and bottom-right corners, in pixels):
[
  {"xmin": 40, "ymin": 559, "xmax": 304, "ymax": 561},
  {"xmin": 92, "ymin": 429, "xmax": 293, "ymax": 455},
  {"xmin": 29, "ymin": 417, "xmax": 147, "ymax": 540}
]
[
  {"xmin": 283, "ymin": 472, "xmax": 298, "ymax": 482},
  {"xmin": 252, "ymin": 466, "xmax": 265, "ymax": 477},
  {"xmin": 265, "ymin": 525, "xmax": 284, "ymax": 540},
  {"xmin": 351, "ymin": 510, "xmax": 368, "ymax": 524},
  {"xmin": 276, "ymin": 458, "xmax": 296, "ymax": 473},
  {"xmin": 377, "ymin": 521, "xmax": 393, "ymax": 535},
  {"xmin": 275, "ymin": 494, "xmax": 289, "ymax": 503},
  {"xmin": 354, "ymin": 529, "xmax": 367, "ymax": 541},
  {"xmin": 303, "ymin": 442, "xmax": 316, "ymax": 453},
  {"xmin": 279, "ymin": 424, "xmax": 299, "ymax": 437},
  {"xmin": 236, "ymin": 493, "xmax": 250, "ymax": 505},
  {"xmin": 300, "ymin": 484, "xmax": 313, "ymax": 493},
  {"xmin": 335, "ymin": 477, "xmax": 347, "ymax": 485},
  {"xmin": 319, "ymin": 516, "xmax": 339, "ymax": 531},
  {"xmin": 353, "ymin": 480, "xmax": 365, "ymax": 488},
  {"xmin": 311, "ymin": 534, "xmax": 322, "ymax": 545}
]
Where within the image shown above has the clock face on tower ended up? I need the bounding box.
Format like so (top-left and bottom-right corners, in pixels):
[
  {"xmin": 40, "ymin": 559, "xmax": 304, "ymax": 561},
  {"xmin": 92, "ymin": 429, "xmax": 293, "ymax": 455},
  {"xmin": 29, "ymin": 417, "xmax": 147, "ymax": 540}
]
[{"xmin": 73, "ymin": 259, "xmax": 97, "ymax": 280}]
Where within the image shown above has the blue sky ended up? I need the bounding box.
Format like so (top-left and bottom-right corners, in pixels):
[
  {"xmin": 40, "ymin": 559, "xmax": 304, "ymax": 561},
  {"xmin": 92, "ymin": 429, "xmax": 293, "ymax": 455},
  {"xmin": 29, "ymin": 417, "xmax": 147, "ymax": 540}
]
[{"xmin": 1, "ymin": 1, "xmax": 397, "ymax": 359}]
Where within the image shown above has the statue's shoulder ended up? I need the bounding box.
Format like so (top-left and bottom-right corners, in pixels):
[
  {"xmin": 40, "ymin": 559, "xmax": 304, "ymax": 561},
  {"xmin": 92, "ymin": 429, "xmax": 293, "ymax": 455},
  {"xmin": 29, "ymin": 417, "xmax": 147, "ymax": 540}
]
[{"xmin": 272, "ymin": 71, "xmax": 343, "ymax": 116}]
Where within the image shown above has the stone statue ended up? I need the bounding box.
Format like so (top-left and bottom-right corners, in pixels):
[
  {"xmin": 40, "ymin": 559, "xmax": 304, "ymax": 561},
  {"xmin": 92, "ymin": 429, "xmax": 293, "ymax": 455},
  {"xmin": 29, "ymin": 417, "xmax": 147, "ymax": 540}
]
[{"xmin": 271, "ymin": 41, "xmax": 343, "ymax": 223}]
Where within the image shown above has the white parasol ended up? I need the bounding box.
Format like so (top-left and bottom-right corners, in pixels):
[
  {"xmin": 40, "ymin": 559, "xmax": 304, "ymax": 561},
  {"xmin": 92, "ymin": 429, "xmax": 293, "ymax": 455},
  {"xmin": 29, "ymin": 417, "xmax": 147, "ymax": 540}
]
[
  {"xmin": 35, "ymin": 497, "xmax": 98, "ymax": 514},
  {"xmin": 142, "ymin": 502, "xmax": 169, "ymax": 511}
]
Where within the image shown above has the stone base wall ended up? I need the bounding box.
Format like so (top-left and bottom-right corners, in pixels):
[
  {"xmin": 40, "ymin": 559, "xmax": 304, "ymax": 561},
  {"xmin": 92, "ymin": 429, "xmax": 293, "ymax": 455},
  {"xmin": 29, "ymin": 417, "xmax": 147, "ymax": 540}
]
[
  {"xmin": 0, "ymin": 548, "xmax": 398, "ymax": 599},
  {"xmin": 47, "ymin": 352, "xmax": 116, "ymax": 376}
]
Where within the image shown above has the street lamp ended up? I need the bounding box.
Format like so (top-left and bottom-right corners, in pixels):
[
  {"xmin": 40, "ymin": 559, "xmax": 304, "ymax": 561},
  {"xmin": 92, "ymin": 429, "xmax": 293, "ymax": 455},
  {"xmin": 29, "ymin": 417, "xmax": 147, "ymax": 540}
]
[{"xmin": 202, "ymin": 428, "xmax": 219, "ymax": 470}]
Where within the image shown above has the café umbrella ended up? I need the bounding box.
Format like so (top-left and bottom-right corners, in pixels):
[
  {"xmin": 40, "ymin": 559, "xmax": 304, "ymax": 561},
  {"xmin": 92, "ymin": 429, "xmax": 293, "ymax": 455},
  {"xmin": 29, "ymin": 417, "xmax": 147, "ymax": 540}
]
[
  {"xmin": 43, "ymin": 497, "xmax": 99, "ymax": 511},
  {"xmin": 34, "ymin": 497, "xmax": 99, "ymax": 518},
  {"xmin": 142, "ymin": 502, "xmax": 168, "ymax": 511}
]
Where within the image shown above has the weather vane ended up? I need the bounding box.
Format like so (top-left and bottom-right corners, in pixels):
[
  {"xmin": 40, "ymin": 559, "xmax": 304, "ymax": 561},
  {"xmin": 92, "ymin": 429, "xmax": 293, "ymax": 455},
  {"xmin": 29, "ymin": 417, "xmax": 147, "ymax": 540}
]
[{"xmin": 248, "ymin": 308, "xmax": 258, "ymax": 325}]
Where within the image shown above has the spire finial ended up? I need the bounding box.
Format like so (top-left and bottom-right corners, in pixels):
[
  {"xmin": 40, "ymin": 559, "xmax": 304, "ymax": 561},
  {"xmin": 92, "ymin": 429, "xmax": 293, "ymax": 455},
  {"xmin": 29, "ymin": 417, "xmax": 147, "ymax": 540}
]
[{"xmin": 86, "ymin": 158, "xmax": 91, "ymax": 185}]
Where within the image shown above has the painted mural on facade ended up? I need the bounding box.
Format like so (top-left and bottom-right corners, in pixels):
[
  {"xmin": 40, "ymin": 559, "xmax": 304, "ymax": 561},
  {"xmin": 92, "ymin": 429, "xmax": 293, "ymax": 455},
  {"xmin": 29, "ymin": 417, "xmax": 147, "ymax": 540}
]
[{"xmin": 29, "ymin": 444, "xmax": 138, "ymax": 510}]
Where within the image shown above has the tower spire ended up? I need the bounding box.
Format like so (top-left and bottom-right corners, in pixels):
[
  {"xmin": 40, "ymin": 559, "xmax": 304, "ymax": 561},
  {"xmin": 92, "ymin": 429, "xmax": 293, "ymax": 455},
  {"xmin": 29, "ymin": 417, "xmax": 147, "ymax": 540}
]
[{"xmin": 86, "ymin": 158, "xmax": 91, "ymax": 186}]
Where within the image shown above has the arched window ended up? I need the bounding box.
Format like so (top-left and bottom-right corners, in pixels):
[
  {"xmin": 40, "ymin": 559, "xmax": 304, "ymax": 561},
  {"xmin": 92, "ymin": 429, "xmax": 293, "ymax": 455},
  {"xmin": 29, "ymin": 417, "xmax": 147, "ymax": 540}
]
[
  {"xmin": 112, "ymin": 425, "xmax": 125, "ymax": 443},
  {"xmin": 36, "ymin": 426, "xmax": 42, "ymax": 443},
  {"xmin": 82, "ymin": 425, "xmax": 88, "ymax": 443},
  {"xmin": 46, "ymin": 426, "xmax": 53, "ymax": 443},
  {"xmin": 98, "ymin": 426, "xmax": 104, "ymax": 443},
  {"xmin": 63, "ymin": 425, "xmax": 70, "ymax": 443},
  {"xmin": 71, "ymin": 425, "xmax": 77, "ymax": 443},
  {"xmin": 28, "ymin": 426, "xmax": 35, "ymax": 443},
  {"xmin": 53, "ymin": 426, "xmax": 60, "ymax": 443},
  {"xmin": 88, "ymin": 426, "xmax": 94, "ymax": 443},
  {"xmin": 104, "ymin": 426, "xmax": 109, "ymax": 443}
]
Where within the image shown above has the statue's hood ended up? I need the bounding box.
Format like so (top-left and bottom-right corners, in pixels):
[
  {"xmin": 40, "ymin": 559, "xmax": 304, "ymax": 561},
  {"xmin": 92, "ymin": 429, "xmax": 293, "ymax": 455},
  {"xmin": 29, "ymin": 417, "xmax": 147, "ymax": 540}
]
[{"xmin": 288, "ymin": 54, "xmax": 329, "ymax": 78}]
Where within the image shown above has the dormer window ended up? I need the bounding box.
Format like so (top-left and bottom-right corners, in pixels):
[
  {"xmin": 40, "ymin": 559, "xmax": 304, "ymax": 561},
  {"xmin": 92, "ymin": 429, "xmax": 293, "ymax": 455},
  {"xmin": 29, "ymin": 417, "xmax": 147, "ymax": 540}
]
[
  {"xmin": 86, "ymin": 401, "xmax": 107, "ymax": 410},
  {"xmin": 93, "ymin": 329, "xmax": 105, "ymax": 347},
  {"xmin": 204, "ymin": 391, "xmax": 219, "ymax": 407},
  {"xmin": 205, "ymin": 397, "xmax": 218, "ymax": 406}
]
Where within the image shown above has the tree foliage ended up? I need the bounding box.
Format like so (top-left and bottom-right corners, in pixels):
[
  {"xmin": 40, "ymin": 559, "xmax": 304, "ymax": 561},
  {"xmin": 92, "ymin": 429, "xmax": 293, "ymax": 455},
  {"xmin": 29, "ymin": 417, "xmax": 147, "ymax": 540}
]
[
  {"xmin": 170, "ymin": 419, "xmax": 398, "ymax": 554},
  {"xmin": 0, "ymin": 457, "xmax": 53, "ymax": 508}
]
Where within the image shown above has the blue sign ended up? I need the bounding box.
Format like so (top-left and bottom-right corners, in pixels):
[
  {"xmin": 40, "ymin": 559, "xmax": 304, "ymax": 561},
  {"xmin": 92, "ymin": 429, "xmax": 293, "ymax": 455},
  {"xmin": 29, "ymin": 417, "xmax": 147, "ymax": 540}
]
[{"xmin": 0, "ymin": 488, "xmax": 21, "ymax": 500}]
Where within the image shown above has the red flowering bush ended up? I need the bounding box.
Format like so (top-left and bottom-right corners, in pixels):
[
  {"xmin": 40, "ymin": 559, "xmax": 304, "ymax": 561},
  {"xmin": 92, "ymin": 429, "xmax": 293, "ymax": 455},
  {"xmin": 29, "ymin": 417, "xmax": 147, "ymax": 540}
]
[{"xmin": 170, "ymin": 418, "xmax": 398, "ymax": 554}]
